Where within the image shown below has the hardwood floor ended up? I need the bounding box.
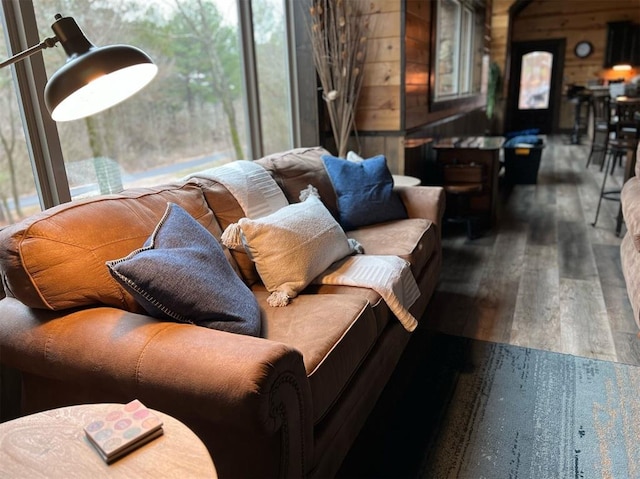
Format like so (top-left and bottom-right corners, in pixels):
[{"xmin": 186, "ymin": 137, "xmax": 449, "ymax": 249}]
[{"xmin": 424, "ymin": 134, "xmax": 640, "ymax": 366}]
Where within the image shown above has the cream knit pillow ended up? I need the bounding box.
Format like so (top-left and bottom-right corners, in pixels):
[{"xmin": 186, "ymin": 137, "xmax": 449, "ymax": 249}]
[{"xmin": 221, "ymin": 195, "xmax": 361, "ymax": 306}]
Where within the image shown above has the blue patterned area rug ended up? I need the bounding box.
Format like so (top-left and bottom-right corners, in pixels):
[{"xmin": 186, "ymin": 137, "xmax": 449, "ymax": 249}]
[{"xmin": 338, "ymin": 333, "xmax": 640, "ymax": 479}]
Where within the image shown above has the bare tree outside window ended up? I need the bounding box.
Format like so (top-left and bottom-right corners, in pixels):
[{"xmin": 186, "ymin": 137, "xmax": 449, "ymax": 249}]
[
  {"xmin": 0, "ymin": 23, "xmax": 38, "ymax": 227},
  {"xmin": 2, "ymin": 0, "xmax": 293, "ymax": 222}
]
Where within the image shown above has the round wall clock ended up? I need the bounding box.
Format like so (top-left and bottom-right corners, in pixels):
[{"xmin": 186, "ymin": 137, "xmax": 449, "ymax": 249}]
[{"xmin": 574, "ymin": 41, "xmax": 593, "ymax": 58}]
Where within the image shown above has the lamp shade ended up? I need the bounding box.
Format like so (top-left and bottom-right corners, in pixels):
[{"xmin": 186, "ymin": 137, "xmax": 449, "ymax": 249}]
[{"xmin": 43, "ymin": 14, "xmax": 157, "ymax": 121}]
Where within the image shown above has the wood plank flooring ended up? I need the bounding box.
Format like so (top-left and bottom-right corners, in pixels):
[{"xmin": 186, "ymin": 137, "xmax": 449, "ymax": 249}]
[{"xmin": 424, "ymin": 135, "xmax": 640, "ymax": 366}]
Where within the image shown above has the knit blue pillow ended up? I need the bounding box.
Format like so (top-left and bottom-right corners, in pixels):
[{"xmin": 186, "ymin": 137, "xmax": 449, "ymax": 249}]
[
  {"xmin": 322, "ymin": 154, "xmax": 408, "ymax": 231},
  {"xmin": 106, "ymin": 202, "xmax": 261, "ymax": 336}
]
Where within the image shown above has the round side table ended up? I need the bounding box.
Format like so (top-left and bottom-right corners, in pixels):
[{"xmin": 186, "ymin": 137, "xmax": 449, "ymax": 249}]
[
  {"xmin": 0, "ymin": 403, "xmax": 217, "ymax": 478},
  {"xmin": 392, "ymin": 174, "xmax": 421, "ymax": 187}
]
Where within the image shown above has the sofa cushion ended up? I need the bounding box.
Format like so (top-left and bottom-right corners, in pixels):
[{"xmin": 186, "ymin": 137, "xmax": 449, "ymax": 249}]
[
  {"xmin": 107, "ymin": 203, "xmax": 261, "ymax": 336},
  {"xmin": 0, "ymin": 183, "xmax": 221, "ymax": 311},
  {"xmin": 256, "ymin": 147, "xmax": 339, "ymax": 218},
  {"xmin": 621, "ymin": 178, "xmax": 640, "ymax": 252},
  {"xmin": 256, "ymin": 290, "xmax": 378, "ymax": 424},
  {"xmin": 302, "ymin": 283, "xmax": 389, "ymax": 334},
  {"xmin": 621, "ymin": 233, "xmax": 640, "ymax": 330},
  {"xmin": 321, "ymin": 154, "xmax": 408, "ymax": 231},
  {"xmin": 226, "ymin": 196, "xmax": 358, "ymax": 306},
  {"xmin": 347, "ymin": 218, "xmax": 437, "ymax": 277}
]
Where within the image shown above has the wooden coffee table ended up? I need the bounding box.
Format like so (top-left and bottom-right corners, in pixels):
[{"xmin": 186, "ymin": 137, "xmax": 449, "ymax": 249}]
[{"xmin": 0, "ymin": 403, "xmax": 217, "ymax": 478}]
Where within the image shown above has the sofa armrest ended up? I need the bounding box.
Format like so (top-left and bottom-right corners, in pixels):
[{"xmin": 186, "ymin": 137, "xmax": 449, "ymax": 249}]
[
  {"xmin": 0, "ymin": 297, "xmax": 313, "ymax": 478},
  {"xmin": 622, "ymin": 178, "xmax": 640, "ymax": 251},
  {"xmin": 396, "ymin": 186, "xmax": 445, "ymax": 228}
]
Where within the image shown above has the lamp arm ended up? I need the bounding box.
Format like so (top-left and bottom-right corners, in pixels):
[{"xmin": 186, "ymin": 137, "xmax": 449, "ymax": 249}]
[{"xmin": 0, "ymin": 36, "xmax": 59, "ymax": 70}]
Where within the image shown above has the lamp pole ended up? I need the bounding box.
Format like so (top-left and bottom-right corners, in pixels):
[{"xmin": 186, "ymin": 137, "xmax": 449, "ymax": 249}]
[{"xmin": 0, "ymin": 36, "xmax": 58, "ymax": 69}]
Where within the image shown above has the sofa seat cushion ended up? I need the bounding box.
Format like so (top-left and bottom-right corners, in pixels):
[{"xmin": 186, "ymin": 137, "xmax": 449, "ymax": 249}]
[
  {"xmin": 346, "ymin": 218, "xmax": 437, "ymax": 276},
  {"xmin": 256, "ymin": 290, "xmax": 377, "ymax": 424},
  {"xmin": 0, "ymin": 183, "xmax": 220, "ymax": 312},
  {"xmin": 253, "ymin": 279, "xmax": 395, "ymax": 339}
]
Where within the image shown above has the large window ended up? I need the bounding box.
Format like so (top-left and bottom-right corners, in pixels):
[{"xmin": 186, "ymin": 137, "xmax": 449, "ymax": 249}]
[
  {"xmin": 252, "ymin": 0, "xmax": 292, "ymax": 154},
  {"xmin": 0, "ymin": 18, "xmax": 38, "ymax": 227},
  {"xmin": 1, "ymin": 0, "xmax": 293, "ymax": 225},
  {"xmin": 433, "ymin": 0, "xmax": 485, "ymax": 105}
]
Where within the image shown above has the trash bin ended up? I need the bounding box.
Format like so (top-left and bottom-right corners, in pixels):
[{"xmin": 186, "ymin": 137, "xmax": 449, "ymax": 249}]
[
  {"xmin": 502, "ymin": 133, "xmax": 544, "ymax": 185},
  {"xmin": 503, "ymin": 144, "xmax": 544, "ymax": 184}
]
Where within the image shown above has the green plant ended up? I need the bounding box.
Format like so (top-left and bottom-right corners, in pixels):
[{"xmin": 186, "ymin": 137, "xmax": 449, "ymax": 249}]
[{"xmin": 486, "ymin": 61, "xmax": 502, "ymax": 120}]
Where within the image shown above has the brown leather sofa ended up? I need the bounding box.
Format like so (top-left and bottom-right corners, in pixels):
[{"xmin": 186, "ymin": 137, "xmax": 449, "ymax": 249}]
[
  {"xmin": 0, "ymin": 147, "xmax": 444, "ymax": 478},
  {"xmin": 620, "ymin": 143, "xmax": 640, "ymax": 331}
]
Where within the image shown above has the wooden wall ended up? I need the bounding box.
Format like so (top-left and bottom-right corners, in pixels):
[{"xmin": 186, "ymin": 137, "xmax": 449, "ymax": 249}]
[
  {"xmin": 490, "ymin": 0, "xmax": 640, "ymax": 132},
  {"xmin": 404, "ymin": 0, "xmax": 489, "ymax": 131},
  {"xmin": 512, "ymin": 0, "xmax": 639, "ymax": 85},
  {"xmin": 354, "ymin": 0, "xmax": 403, "ymax": 132},
  {"xmin": 350, "ymin": 0, "xmax": 491, "ymax": 174},
  {"xmin": 405, "ymin": 0, "xmax": 431, "ymax": 129},
  {"xmin": 348, "ymin": 0, "xmax": 640, "ymax": 167}
]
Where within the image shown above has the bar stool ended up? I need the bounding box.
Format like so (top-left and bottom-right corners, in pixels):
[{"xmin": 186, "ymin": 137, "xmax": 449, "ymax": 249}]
[
  {"xmin": 442, "ymin": 163, "xmax": 485, "ymax": 239},
  {"xmin": 585, "ymin": 91, "xmax": 613, "ymax": 169},
  {"xmin": 592, "ymin": 115, "xmax": 640, "ymax": 233}
]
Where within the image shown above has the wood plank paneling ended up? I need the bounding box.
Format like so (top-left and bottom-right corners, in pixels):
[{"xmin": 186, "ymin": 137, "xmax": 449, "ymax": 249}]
[
  {"xmin": 367, "ymin": 37, "xmax": 402, "ymax": 63},
  {"xmin": 491, "ymin": 0, "xmax": 640, "ymax": 131},
  {"xmin": 368, "ymin": 11, "xmax": 403, "ymax": 38},
  {"xmin": 405, "ymin": 38, "xmax": 428, "ymax": 65},
  {"xmin": 357, "ymin": 136, "xmax": 404, "ymax": 173},
  {"xmin": 403, "ymin": 0, "xmax": 431, "ymax": 131},
  {"xmin": 355, "ymin": 2, "xmax": 402, "ymax": 133},
  {"xmin": 353, "ymin": 1, "xmax": 491, "ymax": 162},
  {"xmin": 358, "ymin": 85, "xmax": 401, "ymax": 111},
  {"xmin": 362, "ymin": 62, "xmax": 402, "ymax": 87},
  {"xmin": 352, "ymin": 0, "xmax": 401, "ymax": 15},
  {"xmin": 405, "ymin": 12, "xmax": 429, "ymax": 43},
  {"xmin": 406, "ymin": 0, "xmax": 430, "ymax": 21},
  {"xmin": 355, "ymin": 108, "xmax": 400, "ymax": 131}
]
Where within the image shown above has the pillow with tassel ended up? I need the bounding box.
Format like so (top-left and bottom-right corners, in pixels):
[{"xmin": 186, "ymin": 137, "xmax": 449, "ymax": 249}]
[{"xmin": 221, "ymin": 189, "xmax": 362, "ymax": 307}]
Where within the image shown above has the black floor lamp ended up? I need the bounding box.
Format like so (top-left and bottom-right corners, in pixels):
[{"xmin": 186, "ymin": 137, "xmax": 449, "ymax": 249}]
[{"xmin": 0, "ymin": 13, "xmax": 157, "ymax": 121}]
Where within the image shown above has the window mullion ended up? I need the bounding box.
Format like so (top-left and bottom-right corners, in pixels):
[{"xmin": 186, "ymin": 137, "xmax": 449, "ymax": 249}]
[
  {"xmin": 237, "ymin": 0, "xmax": 261, "ymax": 160},
  {"xmin": 1, "ymin": 0, "xmax": 70, "ymax": 209}
]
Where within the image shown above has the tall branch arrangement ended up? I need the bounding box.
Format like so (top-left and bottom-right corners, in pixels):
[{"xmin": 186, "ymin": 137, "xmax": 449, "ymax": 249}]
[{"xmin": 309, "ymin": 0, "xmax": 369, "ymax": 158}]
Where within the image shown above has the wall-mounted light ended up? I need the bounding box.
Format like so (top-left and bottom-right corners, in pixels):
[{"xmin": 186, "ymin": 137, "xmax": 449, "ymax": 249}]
[
  {"xmin": 613, "ymin": 64, "xmax": 633, "ymax": 72},
  {"xmin": 0, "ymin": 14, "xmax": 157, "ymax": 121}
]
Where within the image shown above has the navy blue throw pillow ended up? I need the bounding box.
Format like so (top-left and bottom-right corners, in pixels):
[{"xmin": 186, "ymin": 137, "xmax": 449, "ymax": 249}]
[
  {"xmin": 106, "ymin": 202, "xmax": 261, "ymax": 336},
  {"xmin": 322, "ymin": 154, "xmax": 408, "ymax": 231}
]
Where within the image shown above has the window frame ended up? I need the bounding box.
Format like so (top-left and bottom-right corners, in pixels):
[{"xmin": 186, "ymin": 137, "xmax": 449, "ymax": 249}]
[
  {"xmin": 2, "ymin": 0, "xmax": 70, "ymax": 210},
  {"xmin": 1, "ymin": 0, "xmax": 305, "ymax": 214},
  {"xmin": 430, "ymin": 0, "xmax": 487, "ymax": 113}
]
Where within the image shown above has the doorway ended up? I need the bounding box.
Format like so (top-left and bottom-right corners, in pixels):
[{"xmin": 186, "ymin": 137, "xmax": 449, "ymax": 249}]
[{"xmin": 506, "ymin": 39, "xmax": 566, "ymax": 134}]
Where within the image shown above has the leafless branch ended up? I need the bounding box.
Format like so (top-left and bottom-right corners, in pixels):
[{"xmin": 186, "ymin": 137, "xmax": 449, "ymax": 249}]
[{"xmin": 309, "ymin": 0, "xmax": 369, "ymax": 158}]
